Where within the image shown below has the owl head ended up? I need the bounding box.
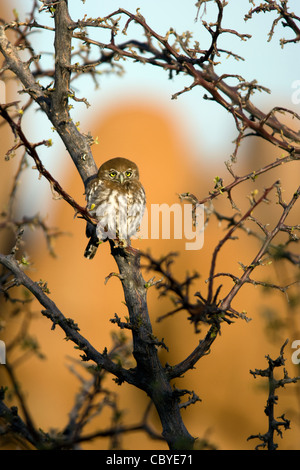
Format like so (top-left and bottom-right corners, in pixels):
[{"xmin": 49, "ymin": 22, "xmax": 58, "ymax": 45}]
[{"xmin": 98, "ymin": 157, "xmax": 140, "ymax": 184}]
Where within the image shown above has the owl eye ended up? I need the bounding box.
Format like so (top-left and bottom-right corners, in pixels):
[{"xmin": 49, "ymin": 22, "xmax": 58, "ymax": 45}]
[
  {"xmin": 109, "ymin": 171, "xmax": 117, "ymax": 178},
  {"xmin": 125, "ymin": 171, "xmax": 132, "ymax": 177}
]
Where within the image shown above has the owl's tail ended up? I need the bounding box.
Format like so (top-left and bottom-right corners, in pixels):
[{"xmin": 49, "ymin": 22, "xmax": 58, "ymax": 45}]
[
  {"xmin": 84, "ymin": 222, "xmax": 99, "ymax": 259},
  {"xmin": 84, "ymin": 239, "xmax": 99, "ymax": 259}
]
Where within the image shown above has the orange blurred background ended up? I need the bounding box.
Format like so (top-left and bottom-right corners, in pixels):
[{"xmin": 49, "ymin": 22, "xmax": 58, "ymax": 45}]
[{"xmin": 1, "ymin": 5, "xmax": 300, "ymax": 452}]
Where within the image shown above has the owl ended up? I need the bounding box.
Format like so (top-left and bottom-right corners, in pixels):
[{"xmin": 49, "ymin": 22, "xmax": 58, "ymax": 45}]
[{"xmin": 84, "ymin": 157, "xmax": 146, "ymax": 259}]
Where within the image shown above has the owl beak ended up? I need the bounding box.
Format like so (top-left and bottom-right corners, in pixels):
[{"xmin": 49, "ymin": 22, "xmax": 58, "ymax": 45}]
[{"xmin": 118, "ymin": 173, "xmax": 124, "ymax": 184}]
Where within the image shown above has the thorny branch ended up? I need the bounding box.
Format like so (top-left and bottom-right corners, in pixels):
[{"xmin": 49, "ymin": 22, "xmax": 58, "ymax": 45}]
[
  {"xmin": 248, "ymin": 340, "xmax": 300, "ymax": 450},
  {"xmin": 1, "ymin": 331, "xmax": 163, "ymax": 449},
  {"xmin": 219, "ymin": 185, "xmax": 300, "ymax": 312},
  {"xmin": 246, "ymin": 0, "xmax": 300, "ymax": 46},
  {"xmin": 2, "ymin": 1, "xmax": 300, "ymax": 154},
  {"xmin": 0, "ymin": 102, "xmax": 96, "ymax": 228},
  {"xmin": 142, "ymin": 183, "xmax": 300, "ymax": 334},
  {"xmin": 66, "ymin": 3, "xmax": 300, "ymax": 154},
  {"xmin": 0, "ymin": 0, "xmax": 299, "ymax": 450}
]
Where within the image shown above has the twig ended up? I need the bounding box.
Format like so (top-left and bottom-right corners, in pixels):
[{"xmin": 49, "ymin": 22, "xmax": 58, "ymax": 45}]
[
  {"xmin": 0, "ymin": 104, "xmax": 96, "ymax": 227},
  {"xmin": 0, "ymin": 252, "xmax": 136, "ymax": 387},
  {"xmin": 248, "ymin": 340, "xmax": 300, "ymax": 450},
  {"xmin": 221, "ymin": 185, "xmax": 300, "ymax": 311},
  {"xmin": 207, "ymin": 182, "xmax": 278, "ymax": 306}
]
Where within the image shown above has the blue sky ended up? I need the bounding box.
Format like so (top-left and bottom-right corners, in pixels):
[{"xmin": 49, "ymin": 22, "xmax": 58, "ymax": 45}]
[{"xmin": 7, "ymin": 0, "xmax": 300, "ymax": 210}]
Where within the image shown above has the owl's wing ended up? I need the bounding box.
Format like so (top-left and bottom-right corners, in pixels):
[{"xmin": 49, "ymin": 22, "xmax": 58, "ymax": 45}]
[
  {"xmin": 84, "ymin": 178, "xmax": 107, "ymax": 259},
  {"xmin": 126, "ymin": 182, "xmax": 146, "ymax": 238},
  {"xmin": 85, "ymin": 178, "xmax": 106, "ymax": 214}
]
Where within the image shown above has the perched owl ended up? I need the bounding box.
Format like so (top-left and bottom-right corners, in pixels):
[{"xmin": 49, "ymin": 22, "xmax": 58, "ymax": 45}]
[{"xmin": 84, "ymin": 157, "xmax": 146, "ymax": 259}]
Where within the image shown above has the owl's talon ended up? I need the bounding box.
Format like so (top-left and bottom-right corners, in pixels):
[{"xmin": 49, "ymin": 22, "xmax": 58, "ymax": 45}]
[{"xmin": 112, "ymin": 238, "xmax": 128, "ymax": 249}]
